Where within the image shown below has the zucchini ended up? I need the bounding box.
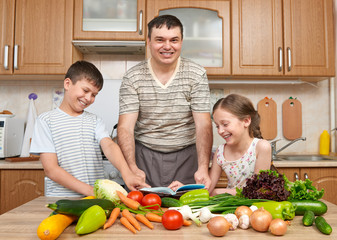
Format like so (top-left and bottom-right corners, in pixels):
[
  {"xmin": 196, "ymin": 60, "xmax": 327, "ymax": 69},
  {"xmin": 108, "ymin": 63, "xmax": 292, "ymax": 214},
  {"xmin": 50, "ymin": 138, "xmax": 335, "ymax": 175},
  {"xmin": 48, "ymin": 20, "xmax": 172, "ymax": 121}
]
[
  {"xmin": 161, "ymin": 197, "xmax": 183, "ymax": 207},
  {"xmin": 315, "ymin": 216, "xmax": 332, "ymax": 235},
  {"xmin": 302, "ymin": 210, "xmax": 315, "ymax": 226},
  {"xmin": 289, "ymin": 200, "xmax": 327, "ymax": 216},
  {"xmin": 47, "ymin": 199, "xmax": 115, "ymax": 216}
]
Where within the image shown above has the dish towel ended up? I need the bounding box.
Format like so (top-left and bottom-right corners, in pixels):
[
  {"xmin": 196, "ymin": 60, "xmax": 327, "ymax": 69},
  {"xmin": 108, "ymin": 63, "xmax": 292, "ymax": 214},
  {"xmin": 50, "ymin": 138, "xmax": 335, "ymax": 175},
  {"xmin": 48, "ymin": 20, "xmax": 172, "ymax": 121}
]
[{"xmin": 20, "ymin": 93, "xmax": 38, "ymax": 157}]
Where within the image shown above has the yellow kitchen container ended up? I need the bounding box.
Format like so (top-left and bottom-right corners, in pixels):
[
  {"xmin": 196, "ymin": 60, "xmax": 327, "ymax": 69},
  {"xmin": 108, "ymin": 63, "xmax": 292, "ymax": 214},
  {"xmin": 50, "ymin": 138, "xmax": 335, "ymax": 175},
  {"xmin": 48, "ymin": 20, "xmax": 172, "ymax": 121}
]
[{"xmin": 319, "ymin": 130, "xmax": 330, "ymax": 155}]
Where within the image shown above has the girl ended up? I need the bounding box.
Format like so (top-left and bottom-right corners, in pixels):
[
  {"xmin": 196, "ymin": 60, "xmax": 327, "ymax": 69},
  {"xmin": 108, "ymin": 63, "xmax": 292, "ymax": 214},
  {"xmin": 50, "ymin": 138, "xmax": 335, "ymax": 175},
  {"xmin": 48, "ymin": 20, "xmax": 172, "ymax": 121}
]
[{"xmin": 208, "ymin": 94, "xmax": 271, "ymax": 196}]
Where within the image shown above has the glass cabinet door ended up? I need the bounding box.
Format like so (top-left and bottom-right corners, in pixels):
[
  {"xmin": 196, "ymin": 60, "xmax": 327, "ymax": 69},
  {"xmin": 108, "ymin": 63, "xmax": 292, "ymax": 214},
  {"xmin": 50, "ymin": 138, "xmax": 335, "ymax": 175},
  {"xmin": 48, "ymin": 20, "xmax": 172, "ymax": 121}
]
[
  {"xmin": 74, "ymin": 0, "xmax": 145, "ymax": 40},
  {"xmin": 160, "ymin": 8, "xmax": 222, "ymax": 68},
  {"xmin": 146, "ymin": 0, "xmax": 230, "ymax": 76}
]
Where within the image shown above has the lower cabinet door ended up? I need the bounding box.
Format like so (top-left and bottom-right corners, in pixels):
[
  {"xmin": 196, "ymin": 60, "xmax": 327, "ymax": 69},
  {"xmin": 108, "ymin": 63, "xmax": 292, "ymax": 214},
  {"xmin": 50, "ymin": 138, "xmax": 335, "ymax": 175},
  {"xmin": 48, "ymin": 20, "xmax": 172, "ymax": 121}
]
[{"xmin": 0, "ymin": 169, "xmax": 44, "ymax": 214}]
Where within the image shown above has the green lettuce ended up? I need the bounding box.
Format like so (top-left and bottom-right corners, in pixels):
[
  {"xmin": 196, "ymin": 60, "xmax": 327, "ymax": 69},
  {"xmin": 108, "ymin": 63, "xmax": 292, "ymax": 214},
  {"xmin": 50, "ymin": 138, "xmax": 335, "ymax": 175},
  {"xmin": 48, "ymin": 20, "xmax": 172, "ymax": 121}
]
[{"xmin": 287, "ymin": 178, "xmax": 324, "ymax": 200}]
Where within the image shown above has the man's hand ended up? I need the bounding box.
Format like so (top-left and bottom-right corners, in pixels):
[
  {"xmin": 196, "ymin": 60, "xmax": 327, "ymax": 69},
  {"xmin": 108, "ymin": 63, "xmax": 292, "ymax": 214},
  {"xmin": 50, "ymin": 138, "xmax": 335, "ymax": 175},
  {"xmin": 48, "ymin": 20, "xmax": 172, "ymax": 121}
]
[
  {"xmin": 194, "ymin": 168, "xmax": 211, "ymax": 190},
  {"xmin": 167, "ymin": 180, "xmax": 184, "ymax": 191}
]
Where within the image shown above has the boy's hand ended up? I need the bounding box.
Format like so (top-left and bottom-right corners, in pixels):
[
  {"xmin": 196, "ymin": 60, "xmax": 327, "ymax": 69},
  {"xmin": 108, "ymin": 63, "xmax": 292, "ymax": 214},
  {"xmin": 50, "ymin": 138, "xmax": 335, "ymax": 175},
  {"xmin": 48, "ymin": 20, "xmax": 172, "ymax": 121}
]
[
  {"xmin": 129, "ymin": 166, "xmax": 147, "ymax": 185},
  {"xmin": 124, "ymin": 175, "xmax": 150, "ymax": 191}
]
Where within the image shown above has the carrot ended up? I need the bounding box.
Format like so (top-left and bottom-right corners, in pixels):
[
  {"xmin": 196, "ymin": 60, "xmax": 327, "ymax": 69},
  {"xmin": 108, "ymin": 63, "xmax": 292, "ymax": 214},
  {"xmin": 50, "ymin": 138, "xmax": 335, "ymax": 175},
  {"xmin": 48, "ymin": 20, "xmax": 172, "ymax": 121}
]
[
  {"xmin": 122, "ymin": 209, "xmax": 141, "ymax": 231},
  {"xmin": 103, "ymin": 207, "xmax": 120, "ymax": 230},
  {"xmin": 145, "ymin": 212, "xmax": 162, "ymax": 222},
  {"xmin": 183, "ymin": 219, "xmax": 192, "ymax": 226},
  {"xmin": 120, "ymin": 217, "xmax": 137, "ymax": 234},
  {"xmin": 136, "ymin": 214, "xmax": 154, "ymax": 229},
  {"xmin": 116, "ymin": 190, "xmax": 140, "ymax": 210}
]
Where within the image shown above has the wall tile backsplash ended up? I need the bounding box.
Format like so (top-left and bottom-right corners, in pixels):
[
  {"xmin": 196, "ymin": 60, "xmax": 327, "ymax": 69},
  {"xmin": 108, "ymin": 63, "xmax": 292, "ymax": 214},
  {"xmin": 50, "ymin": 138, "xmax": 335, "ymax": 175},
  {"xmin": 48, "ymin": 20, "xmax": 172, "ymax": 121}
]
[{"xmin": 0, "ymin": 54, "xmax": 332, "ymax": 155}]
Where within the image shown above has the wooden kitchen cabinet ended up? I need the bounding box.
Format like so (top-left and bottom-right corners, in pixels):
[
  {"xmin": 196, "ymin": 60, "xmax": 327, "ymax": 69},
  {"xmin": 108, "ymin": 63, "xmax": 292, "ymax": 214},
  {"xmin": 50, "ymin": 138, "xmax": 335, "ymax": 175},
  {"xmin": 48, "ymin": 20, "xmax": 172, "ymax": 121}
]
[
  {"xmin": 232, "ymin": 0, "xmax": 335, "ymax": 77},
  {"xmin": 73, "ymin": 0, "xmax": 146, "ymax": 41},
  {"xmin": 0, "ymin": 169, "xmax": 44, "ymax": 214},
  {"xmin": 278, "ymin": 167, "xmax": 337, "ymax": 205},
  {"xmin": 146, "ymin": 0, "xmax": 231, "ymax": 76},
  {"xmin": 215, "ymin": 171, "xmax": 228, "ymax": 188},
  {"xmin": 0, "ymin": 0, "xmax": 81, "ymax": 76}
]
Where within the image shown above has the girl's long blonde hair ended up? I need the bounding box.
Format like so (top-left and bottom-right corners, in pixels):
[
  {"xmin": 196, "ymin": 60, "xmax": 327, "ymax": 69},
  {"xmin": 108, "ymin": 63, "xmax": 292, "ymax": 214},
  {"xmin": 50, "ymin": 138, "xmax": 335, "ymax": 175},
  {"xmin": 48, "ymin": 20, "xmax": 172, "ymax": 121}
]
[{"xmin": 212, "ymin": 94, "xmax": 263, "ymax": 139}]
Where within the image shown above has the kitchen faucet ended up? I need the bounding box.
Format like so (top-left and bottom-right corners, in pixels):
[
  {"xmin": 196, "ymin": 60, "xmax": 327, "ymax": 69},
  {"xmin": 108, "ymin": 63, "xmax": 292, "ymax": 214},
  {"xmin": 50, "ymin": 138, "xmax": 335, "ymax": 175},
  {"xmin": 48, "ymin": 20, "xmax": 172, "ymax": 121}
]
[{"xmin": 271, "ymin": 137, "xmax": 306, "ymax": 160}]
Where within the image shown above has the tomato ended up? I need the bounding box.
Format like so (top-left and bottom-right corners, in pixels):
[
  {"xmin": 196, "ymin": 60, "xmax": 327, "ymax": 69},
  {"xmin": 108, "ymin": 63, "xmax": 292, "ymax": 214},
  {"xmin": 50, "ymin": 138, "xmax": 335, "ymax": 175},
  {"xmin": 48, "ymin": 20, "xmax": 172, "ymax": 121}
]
[
  {"xmin": 141, "ymin": 193, "xmax": 161, "ymax": 210},
  {"xmin": 162, "ymin": 210, "xmax": 184, "ymax": 230},
  {"xmin": 127, "ymin": 191, "xmax": 144, "ymax": 204}
]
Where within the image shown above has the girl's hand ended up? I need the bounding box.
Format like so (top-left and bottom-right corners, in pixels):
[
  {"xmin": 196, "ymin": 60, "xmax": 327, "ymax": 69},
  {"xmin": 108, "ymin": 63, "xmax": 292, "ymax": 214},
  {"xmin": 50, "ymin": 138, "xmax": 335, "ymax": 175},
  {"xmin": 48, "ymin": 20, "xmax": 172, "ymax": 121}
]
[{"xmin": 167, "ymin": 180, "xmax": 184, "ymax": 191}]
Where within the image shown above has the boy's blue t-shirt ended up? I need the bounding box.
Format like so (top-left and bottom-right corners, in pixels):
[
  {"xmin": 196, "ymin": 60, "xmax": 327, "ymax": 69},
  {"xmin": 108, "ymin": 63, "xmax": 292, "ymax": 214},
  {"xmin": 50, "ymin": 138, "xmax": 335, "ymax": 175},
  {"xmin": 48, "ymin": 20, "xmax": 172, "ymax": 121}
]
[{"xmin": 30, "ymin": 108, "xmax": 110, "ymax": 197}]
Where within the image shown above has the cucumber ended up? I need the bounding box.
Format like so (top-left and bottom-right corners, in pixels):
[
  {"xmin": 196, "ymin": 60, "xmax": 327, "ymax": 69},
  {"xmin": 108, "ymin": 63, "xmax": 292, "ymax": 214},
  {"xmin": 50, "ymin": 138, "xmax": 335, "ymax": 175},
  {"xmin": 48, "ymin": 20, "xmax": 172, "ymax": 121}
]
[
  {"xmin": 289, "ymin": 200, "xmax": 327, "ymax": 216},
  {"xmin": 47, "ymin": 199, "xmax": 115, "ymax": 216},
  {"xmin": 302, "ymin": 210, "xmax": 315, "ymax": 226},
  {"xmin": 161, "ymin": 197, "xmax": 183, "ymax": 207},
  {"xmin": 315, "ymin": 216, "xmax": 332, "ymax": 235}
]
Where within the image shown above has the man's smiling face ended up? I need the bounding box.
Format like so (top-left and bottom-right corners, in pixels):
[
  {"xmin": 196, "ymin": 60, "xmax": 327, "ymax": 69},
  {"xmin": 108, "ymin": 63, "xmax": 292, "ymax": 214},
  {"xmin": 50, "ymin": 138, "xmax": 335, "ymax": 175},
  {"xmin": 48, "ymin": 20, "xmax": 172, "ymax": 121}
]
[{"xmin": 147, "ymin": 25, "xmax": 183, "ymax": 67}]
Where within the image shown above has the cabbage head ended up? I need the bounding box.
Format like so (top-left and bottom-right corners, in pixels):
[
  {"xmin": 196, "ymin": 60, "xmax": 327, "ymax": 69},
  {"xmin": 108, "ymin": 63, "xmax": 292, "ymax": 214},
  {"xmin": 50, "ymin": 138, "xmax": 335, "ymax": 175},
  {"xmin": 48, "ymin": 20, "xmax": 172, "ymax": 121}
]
[{"xmin": 94, "ymin": 179, "xmax": 128, "ymax": 202}]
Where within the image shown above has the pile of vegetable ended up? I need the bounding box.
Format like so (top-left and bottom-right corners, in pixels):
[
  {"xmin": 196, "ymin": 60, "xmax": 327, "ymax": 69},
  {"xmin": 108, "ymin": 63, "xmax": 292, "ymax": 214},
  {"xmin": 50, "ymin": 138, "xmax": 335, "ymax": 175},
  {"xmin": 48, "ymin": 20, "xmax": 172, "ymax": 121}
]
[
  {"xmin": 37, "ymin": 173, "xmax": 332, "ymax": 239},
  {"xmin": 237, "ymin": 170, "xmax": 325, "ymax": 202},
  {"xmin": 37, "ymin": 179, "xmax": 168, "ymax": 239}
]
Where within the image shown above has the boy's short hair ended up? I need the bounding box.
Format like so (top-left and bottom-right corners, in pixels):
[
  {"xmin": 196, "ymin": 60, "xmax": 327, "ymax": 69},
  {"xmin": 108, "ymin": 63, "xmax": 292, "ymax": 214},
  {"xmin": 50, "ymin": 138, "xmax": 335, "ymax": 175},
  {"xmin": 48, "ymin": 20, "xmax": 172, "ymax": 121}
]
[
  {"xmin": 147, "ymin": 15, "xmax": 183, "ymax": 40},
  {"xmin": 65, "ymin": 61, "xmax": 103, "ymax": 90}
]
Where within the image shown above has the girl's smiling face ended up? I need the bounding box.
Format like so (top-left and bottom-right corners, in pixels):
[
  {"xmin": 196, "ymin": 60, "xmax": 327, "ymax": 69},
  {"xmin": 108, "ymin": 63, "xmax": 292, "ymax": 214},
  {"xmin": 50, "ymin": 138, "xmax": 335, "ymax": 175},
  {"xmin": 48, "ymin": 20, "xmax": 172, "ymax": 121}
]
[{"xmin": 213, "ymin": 108, "xmax": 251, "ymax": 144}]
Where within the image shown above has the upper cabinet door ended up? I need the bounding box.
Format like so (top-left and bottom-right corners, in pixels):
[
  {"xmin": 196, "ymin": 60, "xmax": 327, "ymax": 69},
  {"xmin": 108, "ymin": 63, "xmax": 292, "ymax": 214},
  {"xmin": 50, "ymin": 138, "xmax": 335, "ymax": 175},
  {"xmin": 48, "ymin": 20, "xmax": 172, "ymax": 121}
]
[
  {"xmin": 73, "ymin": 0, "xmax": 146, "ymax": 40},
  {"xmin": 283, "ymin": 0, "xmax": 335, "ymax": 76},
  {"xmin": 0, "ymin": 0, "xmax": 15, "ymax": 74},
  {"xmin": 232, "ymin": 0, "xmax": 335, "ymax": 77},
  {"xmin": 232, "ymin": 0, "xmax": 284, "ymax": 76},
  {"xmin": 14, "ymin": 0, "xmax": 76, "ymax": 74},
  {"xmin": 146, "ymin": 0, "xmax": 231, "ymax": 76}
]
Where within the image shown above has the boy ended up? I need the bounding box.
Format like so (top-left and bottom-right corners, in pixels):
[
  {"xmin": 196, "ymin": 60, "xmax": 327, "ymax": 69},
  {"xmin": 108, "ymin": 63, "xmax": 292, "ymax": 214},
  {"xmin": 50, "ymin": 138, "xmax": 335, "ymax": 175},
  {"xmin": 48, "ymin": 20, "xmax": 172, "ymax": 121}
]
[{"xmin": 30, "ymin": 61, "xmax": 149, "ymax": 197}]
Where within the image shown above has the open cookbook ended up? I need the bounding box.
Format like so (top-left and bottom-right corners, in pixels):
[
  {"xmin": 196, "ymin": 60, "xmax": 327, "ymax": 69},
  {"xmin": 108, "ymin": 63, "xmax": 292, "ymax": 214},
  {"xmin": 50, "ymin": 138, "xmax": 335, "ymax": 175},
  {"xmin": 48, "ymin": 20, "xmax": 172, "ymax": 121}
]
[{"xmin": 139, "ymin": 184, "xmax": 205, "ymax": 197}]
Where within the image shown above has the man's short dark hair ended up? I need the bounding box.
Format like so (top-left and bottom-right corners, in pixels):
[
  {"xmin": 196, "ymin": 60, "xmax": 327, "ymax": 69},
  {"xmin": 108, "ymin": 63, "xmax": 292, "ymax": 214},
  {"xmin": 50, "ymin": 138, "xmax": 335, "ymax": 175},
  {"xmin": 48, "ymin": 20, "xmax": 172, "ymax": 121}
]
[
  {"xmin": 65, "ymin": 60, "xmax": 103, "ymax": 90},
  {"xmin": 147, "ymin": 15, "xmax": 183, "ymax": 40}
]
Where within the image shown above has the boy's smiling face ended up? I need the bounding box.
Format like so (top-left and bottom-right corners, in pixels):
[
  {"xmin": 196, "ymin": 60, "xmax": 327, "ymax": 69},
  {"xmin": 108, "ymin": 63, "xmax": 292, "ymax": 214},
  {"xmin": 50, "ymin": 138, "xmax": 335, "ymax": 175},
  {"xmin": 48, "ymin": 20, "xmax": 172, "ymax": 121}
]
[{"xmin": 61, "ymin": 77, "xmax": 99, "ymax": 116}]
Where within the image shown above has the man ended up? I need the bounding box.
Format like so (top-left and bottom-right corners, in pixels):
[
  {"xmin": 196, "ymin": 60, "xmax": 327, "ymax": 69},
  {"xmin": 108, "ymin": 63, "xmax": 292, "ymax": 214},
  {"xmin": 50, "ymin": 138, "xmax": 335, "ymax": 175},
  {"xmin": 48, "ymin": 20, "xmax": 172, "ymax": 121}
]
[{"xmin": 117, "ymin": 15, "xmax": 213, "ymax": 189}]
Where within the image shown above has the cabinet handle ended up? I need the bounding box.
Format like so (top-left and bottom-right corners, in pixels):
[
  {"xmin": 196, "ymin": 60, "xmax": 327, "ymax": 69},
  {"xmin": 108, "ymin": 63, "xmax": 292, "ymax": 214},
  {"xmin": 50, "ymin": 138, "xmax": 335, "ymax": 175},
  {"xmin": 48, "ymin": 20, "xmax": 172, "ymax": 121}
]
[
  {"xmin": 294, "ymin": 172, "xmax": 299, "ymax": 181},
  {"xmin": 4, "ymin": 45, "xmax": 9, "ymax": 70},
  {"xmin": 304, "ymin": 173, "xmax": 309, "ymax": 179},
  {"xmin": 14, "ymin": 45, "xmax": 18, "ymax": 70},
  {"xmin": 278, "ymin": 47, "xmax": 283, "ymax": 72},
  {"xmin": 139, "ymin": 10, "xmax": 143, "ymax": 35},
  {"xmin": 287, "ymin": 47, "xmax": 291, "ymax": 71}
]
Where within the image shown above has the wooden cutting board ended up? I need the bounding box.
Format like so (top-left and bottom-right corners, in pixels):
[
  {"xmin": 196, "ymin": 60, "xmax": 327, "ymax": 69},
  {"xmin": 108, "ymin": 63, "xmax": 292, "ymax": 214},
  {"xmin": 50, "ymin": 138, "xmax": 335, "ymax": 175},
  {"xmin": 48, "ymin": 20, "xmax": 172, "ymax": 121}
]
[
  {"xmin": 282, "ymin": 98, "xmax": 302, "ymax": 140},
  {"xmin": 257, "ymin": 98, "xmax": 277, "ymax": 140}
]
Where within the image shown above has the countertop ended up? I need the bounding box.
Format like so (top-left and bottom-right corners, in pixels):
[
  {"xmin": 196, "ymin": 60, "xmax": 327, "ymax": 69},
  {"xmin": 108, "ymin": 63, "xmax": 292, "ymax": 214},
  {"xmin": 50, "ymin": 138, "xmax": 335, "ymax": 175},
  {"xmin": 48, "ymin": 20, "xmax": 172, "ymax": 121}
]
[
  {"xmin": 273, "ymin": 160, "xmax": 337, "ymax": 168},
  {"xmin": 0, "ymin": 196, "xmax": 336, "ymax": 239},
  {"xmin": 2, "ymin": 158, "xmax": 337, "ymax": 170},
  {"xmin": 0, "ymin": 159, "xmax": 43, "ymax": 169}
]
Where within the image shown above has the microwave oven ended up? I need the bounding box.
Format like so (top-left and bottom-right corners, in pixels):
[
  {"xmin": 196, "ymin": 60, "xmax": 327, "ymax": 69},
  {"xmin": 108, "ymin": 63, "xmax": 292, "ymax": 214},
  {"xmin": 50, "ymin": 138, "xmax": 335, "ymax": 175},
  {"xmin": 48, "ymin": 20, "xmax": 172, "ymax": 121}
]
[{"xmin": 0, "ymin": 116, "xmax": 24, "ymax": 159}]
